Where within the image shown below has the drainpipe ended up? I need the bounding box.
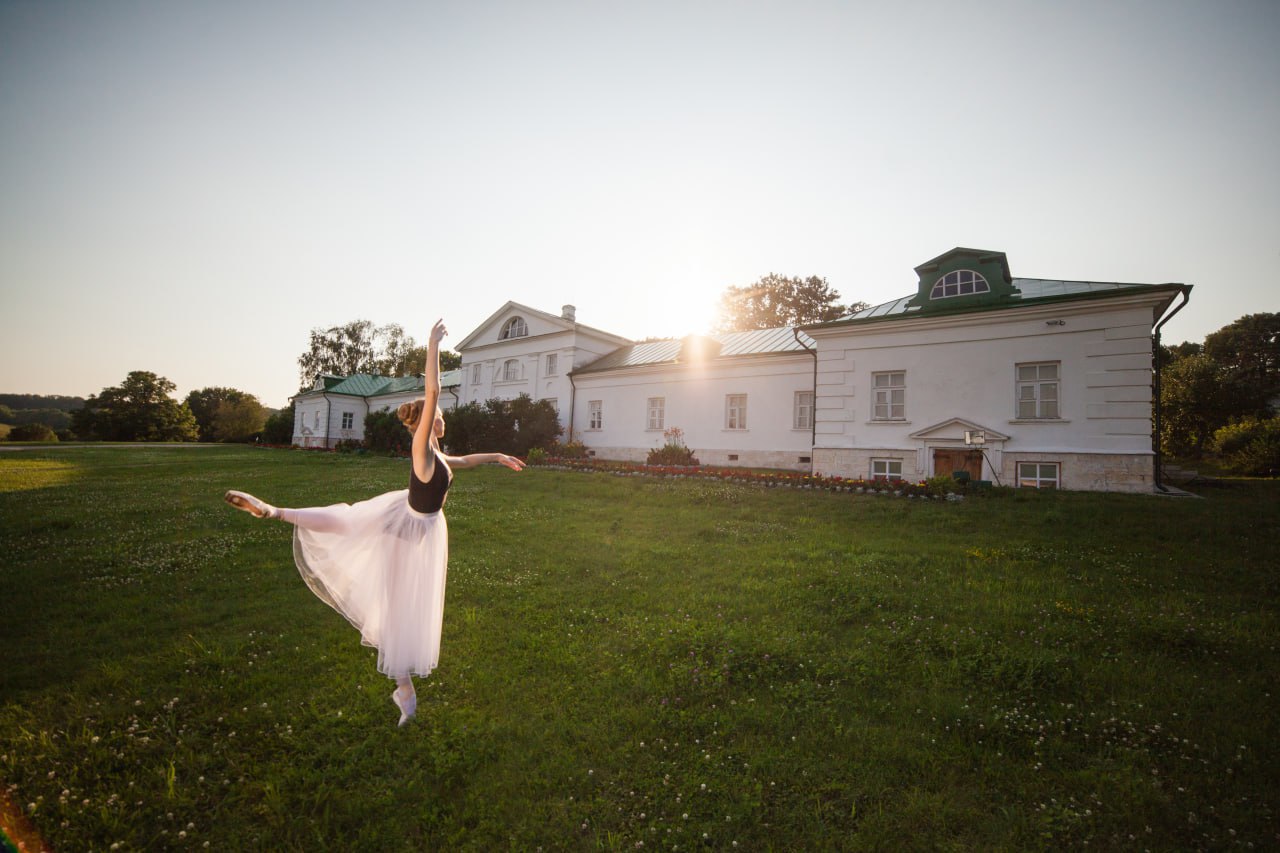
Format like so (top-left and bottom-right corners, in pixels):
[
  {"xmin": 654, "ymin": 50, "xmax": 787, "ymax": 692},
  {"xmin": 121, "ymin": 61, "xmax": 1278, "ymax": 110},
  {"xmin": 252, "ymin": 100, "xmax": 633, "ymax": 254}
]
[
  {"xmin": 567, "ymin": 369, "xmax": 578, "ymax": 443},
  {"xmin": 323, "ymin": 394, "xmax": 333, "ymax": 449},
  {"xmin": 1151, "ymin": 286, "xmax": 1191, "ymax": 492},
  {"xmin": 793, "ymin": 328, "xmax": 818, "ymax": 454}
]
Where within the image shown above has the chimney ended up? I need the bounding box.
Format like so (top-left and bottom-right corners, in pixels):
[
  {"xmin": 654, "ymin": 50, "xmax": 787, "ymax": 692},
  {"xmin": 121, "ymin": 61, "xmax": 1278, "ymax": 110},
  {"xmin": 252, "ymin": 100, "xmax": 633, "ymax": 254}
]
[{"xmin": 562, "ymin": 305, "xmax": 576, "ymax": 321}]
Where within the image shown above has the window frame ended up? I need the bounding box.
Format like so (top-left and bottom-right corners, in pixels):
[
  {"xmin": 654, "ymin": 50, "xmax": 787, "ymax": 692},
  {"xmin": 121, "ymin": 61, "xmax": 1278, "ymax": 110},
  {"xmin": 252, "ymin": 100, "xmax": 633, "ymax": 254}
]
[
  {"xmin": 725, "ymin": 394, "xmax": 748, "ymax": 430},
  {"xmin": 1018, "ymin": 462, "xmax": 1060, "ymax": 489},
  {"xmin": 871, "ymin": 371, "xmax": 906, "ymax": 421},
  {"xmin": 588, "ymin": 400, "xmax": 603, "ymax": 430},
  {"xmin": 794, "ymin": 390, "xmax": 814, "ymax": 431},
  {"xmin": 500, "ymin": 317, "xmax": 528, "ymax": 340},
  {"xmin": 502, "ymin": 359, "xmax": 521, "ymax": 382},
  {"xmin": 871, "ymin": 458, "xmax": 903, "ymax": 482},
  {"xmin": 1015, "ymin": 361, "xmax": 1061, "ymax": 420},
  {"xmin": 546, "ymin": 353, "xmax": 558, "ymax": 376},
  {"xmin": 647, "ymin": 397, "xmax": 665, "ymax": 431},
  {"xmin": 930, "ymin": 270, "xmax": 991, "ymax": 300},
  {"xmin": 470, "ymin": 364, "xmax": 481, "ymax": 385},
  {"xmin": 341, "ymin": 411, "xmax": 354, "ymax": 430}
]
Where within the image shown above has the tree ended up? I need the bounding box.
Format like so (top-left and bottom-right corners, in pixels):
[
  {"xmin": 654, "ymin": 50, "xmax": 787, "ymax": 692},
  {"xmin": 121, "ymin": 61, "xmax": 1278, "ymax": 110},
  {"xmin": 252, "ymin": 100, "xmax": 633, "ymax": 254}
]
[
  {"xmin": 297, "ymin": 320, "xmax": 462, "ymax": 388},
  {"xmin": 715, "ymin": 274, "xmax": 868, "ymax": 332},
  {"xmin": 185, "ymin": 387, "xmax": 254, "ymax": 441},
  {"xmin": 262, "ymin": 402, "xmax": 296, "ymax": 445},
  {"xmin": 1203, "ymin": 312, "xmax": 1279, "ymax": 412},
  {"xmin": 211, "ymin": 396, "xmax": 268, "ymax": 442},
  {"xmin": 1159, "ymin": 355, "xmax": 1253, "ymax": 458},
  {"xmin": 72, "ymin": 371, "xmax": 199, "ymax": 442}
]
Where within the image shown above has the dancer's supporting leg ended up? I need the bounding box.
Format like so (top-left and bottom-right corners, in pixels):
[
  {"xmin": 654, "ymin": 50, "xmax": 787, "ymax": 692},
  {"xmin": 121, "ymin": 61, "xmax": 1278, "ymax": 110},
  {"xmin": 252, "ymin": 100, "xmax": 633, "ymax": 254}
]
[{"xmin": 393, "ymin": 676, "xmax": 416, "ymax": 726}]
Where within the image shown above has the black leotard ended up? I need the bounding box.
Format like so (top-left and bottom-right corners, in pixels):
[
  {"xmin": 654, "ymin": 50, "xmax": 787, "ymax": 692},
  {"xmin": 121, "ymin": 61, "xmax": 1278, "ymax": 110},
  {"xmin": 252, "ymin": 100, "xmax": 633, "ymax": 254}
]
[{"xmin": 407, "ymin": 449, "xmax": 452, "ymax": 513}]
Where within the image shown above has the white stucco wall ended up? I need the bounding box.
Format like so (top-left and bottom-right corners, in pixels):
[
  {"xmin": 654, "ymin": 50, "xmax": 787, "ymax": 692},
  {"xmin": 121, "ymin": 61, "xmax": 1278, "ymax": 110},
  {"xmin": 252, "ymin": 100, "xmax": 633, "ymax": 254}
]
[
  {"xmin": 570, "ymin": 354, "xmax": 816, "ymax": 469},
  {"xmin": 806, "ymin": 294, "xmax": 1164, "ymax": 489}
]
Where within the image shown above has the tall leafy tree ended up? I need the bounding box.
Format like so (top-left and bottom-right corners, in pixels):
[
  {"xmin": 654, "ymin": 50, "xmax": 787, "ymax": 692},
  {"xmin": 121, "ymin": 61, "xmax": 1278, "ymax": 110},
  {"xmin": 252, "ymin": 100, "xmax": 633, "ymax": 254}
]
[
  {"xmin": 185, "ymin": 387, "xmax": 252, "ymax": 441},
  {"xmin": 1203, "ymin": 312, "xmax": 1279, "ymax": 411},
  {"xmin": 715, "ymin": 274, "xmax": 867, "ymax": 332},
  {"xmin": 210, "ymin": 396, "xmax": 269, "ymax": 442},
  {"xmin": 72, "ymin": 371, "xmax": 198, "ymax": 442},
  {"xmin": 297, "ymin": 320, "xmax": 460, "ymax": 387},
  {"xmin": 262, "ymin": 402, "xmax": 296, "ymax": 445}
]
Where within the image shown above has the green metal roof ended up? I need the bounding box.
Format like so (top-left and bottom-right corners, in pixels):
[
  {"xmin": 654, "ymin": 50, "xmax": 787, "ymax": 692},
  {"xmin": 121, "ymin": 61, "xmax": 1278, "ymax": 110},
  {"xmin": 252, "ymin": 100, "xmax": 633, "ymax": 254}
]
[
  {"xmin": 296, "ymin": 370, "xmax": 460, "ymax": 399},
  {"xmin": 811, "ymin": 278, "xmax": 1188, "ymax": 329},
  {"xmin": 573, "ymin": 327, "xmax": 815, "ymax": 375}
]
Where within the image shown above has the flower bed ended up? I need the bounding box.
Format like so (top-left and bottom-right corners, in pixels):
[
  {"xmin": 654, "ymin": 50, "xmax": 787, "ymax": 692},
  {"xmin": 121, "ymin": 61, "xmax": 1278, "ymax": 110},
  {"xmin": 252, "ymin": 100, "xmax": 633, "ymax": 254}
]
[{"xmin": 529, "ymin": 456, "xmax": 970, "ymax": 500}]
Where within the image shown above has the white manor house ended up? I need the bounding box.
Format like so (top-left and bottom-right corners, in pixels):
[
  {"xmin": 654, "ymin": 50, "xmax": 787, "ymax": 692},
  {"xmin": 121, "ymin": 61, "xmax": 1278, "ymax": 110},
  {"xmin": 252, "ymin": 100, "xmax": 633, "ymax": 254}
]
[{"xmin": 293, "ymin": 247, "xmax": 1191, "ymax": 493}]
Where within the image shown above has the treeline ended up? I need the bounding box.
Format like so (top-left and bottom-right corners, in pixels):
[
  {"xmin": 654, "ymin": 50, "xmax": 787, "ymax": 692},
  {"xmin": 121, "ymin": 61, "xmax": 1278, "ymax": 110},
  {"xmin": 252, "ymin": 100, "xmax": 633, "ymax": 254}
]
[
  {"xmin": 0, "ymin": 394, "xmax": 86, "ymax": 433},
  {"xmin": 1, "ymin": 373, "xmax": 294, "ymax": 445}
]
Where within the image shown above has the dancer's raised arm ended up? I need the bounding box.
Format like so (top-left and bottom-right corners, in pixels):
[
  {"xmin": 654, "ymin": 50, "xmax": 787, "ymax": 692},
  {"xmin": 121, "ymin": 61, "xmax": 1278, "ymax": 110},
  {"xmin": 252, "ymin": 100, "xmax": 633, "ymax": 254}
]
[{"xmin": 411, "ymin": 319, "xmax": 447, "ymax": 482}]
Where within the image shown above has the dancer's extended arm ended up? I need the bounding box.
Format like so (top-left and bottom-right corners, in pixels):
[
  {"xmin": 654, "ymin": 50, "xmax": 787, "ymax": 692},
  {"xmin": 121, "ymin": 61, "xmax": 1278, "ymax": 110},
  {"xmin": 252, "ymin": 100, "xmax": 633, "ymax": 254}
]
[{"xmin": 443, "ymin": 452, "xmax": 525, "ymax": 471}]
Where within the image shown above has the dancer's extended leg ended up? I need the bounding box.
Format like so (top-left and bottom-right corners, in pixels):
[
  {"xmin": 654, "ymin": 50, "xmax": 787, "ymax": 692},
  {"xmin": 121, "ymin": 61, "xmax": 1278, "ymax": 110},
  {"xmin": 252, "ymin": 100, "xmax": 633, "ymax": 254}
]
[{"xmin": 276, "ymin": 506, "xmax": 352, "ymax": 535}]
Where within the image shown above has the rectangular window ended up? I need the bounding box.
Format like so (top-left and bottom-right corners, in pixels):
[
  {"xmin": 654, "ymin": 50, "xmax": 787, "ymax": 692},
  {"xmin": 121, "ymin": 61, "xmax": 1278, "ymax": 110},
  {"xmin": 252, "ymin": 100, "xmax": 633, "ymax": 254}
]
[
  {"xmin": 647, "ymin": 397, "xmax": 665, "ymax": 430},
  {"xmin": 314, "ymin": 411, "xmax": 320, "ymax": 428},
  {"xmin": 871, "ymin": 458, "xmax": 903, "ymax": 481},
  {"xmin": 1018, "ymin": 462, "xmax": 1060, "ymax": 489},
  {"xmin": 872, "ymin": 371, "xmax": 906, "ymax": 420},
  {"xmin": 341, "ymin": 412, "xmax": 353, "ymax": 430},
  {"xmin": 588, "ymin": 400, "xmax": 602, "ymax": 430},
  {"xmin": 794, "ymin": 390, "xmax": 813, "ymax": 430},
  {"xmin": 543, "ymin": 398, "xmax": 558, "ymax": 414},
  {"xmin": 725, "ymin": 394, "xmax": 747, "ymax": 430},
  {"xmin": 470, "ymin": 364, "xmax": 481, "ymax": 385},
  {"xmin": 546, "ymin": 353, "xmax": 558, "ymax": 376},
  {"xmin": 1016, "ymin": 362, "xmax": 1060, "ymax": 419}
]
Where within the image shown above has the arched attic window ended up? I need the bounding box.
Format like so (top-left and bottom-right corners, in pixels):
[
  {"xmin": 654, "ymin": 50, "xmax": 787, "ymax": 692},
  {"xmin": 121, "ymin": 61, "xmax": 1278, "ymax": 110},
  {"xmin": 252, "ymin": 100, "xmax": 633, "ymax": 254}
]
[
  {"xmin": 500, "ymin": 317, "xmax": 529, "ymax": 339},
  {"xmin": 930, "ymin": 270, "xmax": 990, "ymax": 299},
  {"xmin": 502, "ymin": 359, "xmax": 522, "ymax": 381}
]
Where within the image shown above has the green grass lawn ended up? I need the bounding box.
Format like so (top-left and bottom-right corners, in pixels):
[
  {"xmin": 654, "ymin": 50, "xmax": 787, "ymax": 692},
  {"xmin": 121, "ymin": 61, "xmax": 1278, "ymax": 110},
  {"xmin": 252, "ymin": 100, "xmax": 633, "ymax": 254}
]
[{"xmin": 1, "ymin": 446, "xmax": 1277, "ymax": 851}]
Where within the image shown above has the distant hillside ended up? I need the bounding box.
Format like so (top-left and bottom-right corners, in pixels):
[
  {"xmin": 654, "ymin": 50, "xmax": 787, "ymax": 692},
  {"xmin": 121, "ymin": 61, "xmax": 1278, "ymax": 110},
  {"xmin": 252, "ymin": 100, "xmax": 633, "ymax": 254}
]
[{"xmin": 0, "ymin": 394, "xmax": 84, "ymax": 411}]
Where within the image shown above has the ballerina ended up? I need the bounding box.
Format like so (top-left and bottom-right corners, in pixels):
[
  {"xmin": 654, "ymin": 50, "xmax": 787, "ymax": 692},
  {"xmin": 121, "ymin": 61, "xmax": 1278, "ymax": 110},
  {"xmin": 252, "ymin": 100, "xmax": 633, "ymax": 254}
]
[{"xmin": 224, "ymin": 319, "xmax": 524, "ymax": 725}]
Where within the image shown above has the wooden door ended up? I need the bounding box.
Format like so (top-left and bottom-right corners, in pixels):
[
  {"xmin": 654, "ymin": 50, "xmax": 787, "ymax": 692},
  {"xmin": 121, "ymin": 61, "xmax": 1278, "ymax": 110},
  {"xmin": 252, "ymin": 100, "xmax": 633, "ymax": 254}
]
[{"xmin": 933, "ymin": 448, "xmax": 982, "ymax": 480}]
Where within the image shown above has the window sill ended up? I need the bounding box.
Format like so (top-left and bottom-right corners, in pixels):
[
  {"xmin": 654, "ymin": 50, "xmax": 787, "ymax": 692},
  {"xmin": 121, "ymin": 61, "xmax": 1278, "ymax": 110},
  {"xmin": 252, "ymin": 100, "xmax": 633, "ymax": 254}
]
[
  {"xmin": 1008, "ymin": 419, "xmax": 1071, "ymax": 425},
  {"xmin": 864, "ymin": 420, "xmax": 911, "ymax": 425},
  {"xmin": 723, "ymin": 428, "xmax": 749, "ymax": 433}
]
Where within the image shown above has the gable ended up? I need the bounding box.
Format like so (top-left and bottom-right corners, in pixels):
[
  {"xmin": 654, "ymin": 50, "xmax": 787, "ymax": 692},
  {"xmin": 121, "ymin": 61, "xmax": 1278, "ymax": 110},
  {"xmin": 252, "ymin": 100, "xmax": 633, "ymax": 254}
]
[
  {"xmin": 455, "ymin": 302, "xmax": 577, "ymax": 350},
  {"xmin": 908, "ymin": 417, "xmax": 1010, "ymax": 442}
]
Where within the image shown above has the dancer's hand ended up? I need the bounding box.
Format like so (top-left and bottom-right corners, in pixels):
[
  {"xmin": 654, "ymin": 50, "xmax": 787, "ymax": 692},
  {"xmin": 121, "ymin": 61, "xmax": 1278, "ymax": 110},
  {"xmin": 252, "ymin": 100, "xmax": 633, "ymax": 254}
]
[
  {"xmin": 429, "ymin": 319, "xmax": 447, "ymax": 345},
  {"xmin": 497, "ymin": 454, "xmax": 525, "ymax": 472}
]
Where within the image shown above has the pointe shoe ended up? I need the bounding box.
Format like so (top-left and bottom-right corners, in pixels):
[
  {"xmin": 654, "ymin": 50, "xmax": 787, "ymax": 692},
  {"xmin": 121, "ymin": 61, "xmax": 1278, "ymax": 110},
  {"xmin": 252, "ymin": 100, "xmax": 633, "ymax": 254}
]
[
  {"xmin": 392, "ymin": 687, "xmax": 417, "ymax": 727},
  {"xmin": 224, "ymin": 490, "xmax": 276, "ymax": 519}
]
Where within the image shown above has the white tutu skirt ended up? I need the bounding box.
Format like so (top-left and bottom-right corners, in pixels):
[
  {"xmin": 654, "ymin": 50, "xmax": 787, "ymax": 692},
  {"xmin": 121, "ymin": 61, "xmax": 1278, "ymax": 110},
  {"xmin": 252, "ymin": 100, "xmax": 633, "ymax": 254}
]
[{"xmin": 292, "ymin": 490, "xmax": 448, "ymax": 678}]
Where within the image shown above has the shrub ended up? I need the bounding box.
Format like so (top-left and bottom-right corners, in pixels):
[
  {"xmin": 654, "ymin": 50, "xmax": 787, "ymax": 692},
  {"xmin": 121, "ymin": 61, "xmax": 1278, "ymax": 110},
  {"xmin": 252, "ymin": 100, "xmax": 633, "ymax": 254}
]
[
  {"xmin": 1211, "ymin": 417, "xmax": 1280, "ymax": 476},
  {"xmin": 8, "ymin": 423, "xmax": 58, "ymax": 442},
  {"xmin": 363, "ymin": 409, "xmax": 412, "ymax": 456},
  {"xmin": 262, "ymin": 404, "xmax": 295, "ymax": 445},
  {"xmin": 526, "ymin": 447, "xmax": 547, "ymax": 465},
  {"xmin": 444, "ymin": 396, "xmax": 562, "ymax": 456},
  {"xmin": 549, "ymin": 439, "xmax": 590, "ymax": 459},
  {"xmin": 925, "ymin": 475, "xmax": 957, "ymax": 496},
  {"xmin": 646, "ymin": 427, "xmax": 699, "ymax": 466}
]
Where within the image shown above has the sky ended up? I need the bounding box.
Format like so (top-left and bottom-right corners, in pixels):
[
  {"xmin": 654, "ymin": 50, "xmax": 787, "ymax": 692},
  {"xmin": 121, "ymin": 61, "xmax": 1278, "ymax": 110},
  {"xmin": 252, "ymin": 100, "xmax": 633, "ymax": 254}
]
[{"xmin": 1, "ymin": 0, "xmax": 1277, "ymax": 410}]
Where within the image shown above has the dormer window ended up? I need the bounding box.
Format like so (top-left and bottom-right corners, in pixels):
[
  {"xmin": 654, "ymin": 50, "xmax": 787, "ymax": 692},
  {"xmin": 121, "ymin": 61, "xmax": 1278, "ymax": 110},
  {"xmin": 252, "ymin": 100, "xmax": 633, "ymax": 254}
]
[
  {"xmin": 500, "ymin": 317, "xmax": 528, "ymax": 339},
  {"xmin": 931, "ymin": 270, "xmax": 990, "ymax": 299}
]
